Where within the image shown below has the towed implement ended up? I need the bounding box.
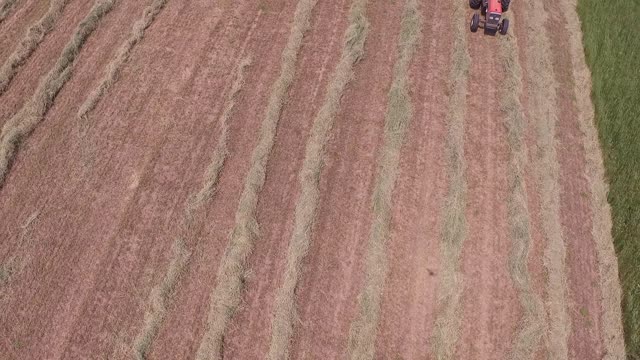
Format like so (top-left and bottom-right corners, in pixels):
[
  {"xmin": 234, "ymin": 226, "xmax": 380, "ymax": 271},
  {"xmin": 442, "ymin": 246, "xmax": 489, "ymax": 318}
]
[{"xmin": 470, "ymin": 0, "xmax": 510, "ymax": 35}]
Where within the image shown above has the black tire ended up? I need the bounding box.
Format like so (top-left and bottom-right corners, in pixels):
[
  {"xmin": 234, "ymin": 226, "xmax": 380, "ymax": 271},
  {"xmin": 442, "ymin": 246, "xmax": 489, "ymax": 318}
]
[
  {"xmin": 470, "ymin": 13, "xmax": 480, "ymax": 32},
  {"xmin": 470, "ymin": 0, "xmax": 481, "ymax": 9},
  {"xmin": 500, "ymin": 18, "xmax": 509, "ymax": 35},
  {"xmin": 501, "ymin": 0, "xmax": 510, "ymax": 12}
]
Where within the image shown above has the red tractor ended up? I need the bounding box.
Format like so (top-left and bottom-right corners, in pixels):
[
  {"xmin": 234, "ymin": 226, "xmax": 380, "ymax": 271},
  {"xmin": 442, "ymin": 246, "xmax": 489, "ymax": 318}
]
[{"xmin": 470, "ymin": 0, "xmax": 510, "ymax": 35}]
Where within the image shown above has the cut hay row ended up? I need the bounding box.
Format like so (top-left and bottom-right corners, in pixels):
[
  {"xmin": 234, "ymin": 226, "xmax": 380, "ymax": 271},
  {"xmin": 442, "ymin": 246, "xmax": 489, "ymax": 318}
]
[
  {"xmin": 557, "ymin": 0, "xmax": 626, "ymax": 357},
  {"xmin": 0, "ymin": 0, "xmax": 70, "ymax": 96},
  {"xmin": 266, "ymin": 0, "xmax": 370, "ymax": 358},
  {"xmin": 429, "ymin": 0, "xmax": 470, "ymax": 357},
  {"xmin": 346, "ymin": 0, "xmax": 421, "ymax": 359},
  {"xmin": 0, "ymin": 0, "xmax": 116, "ymax": 189},
  {"xmin": 186, "ymin": 56, "xmax": 253, "ymax": 216},
  {"xmin": 132, "ymin": 238, "xmax": 190, "ymax": 360},
  {"xmin": 521, "ymin": 0, "xmax": 570, "ymax": 358},
  {"xmin": 193, "ymin": 1, "xmax": 319, "ymax": 359},
  {"xmin": 77, "ymin": 0, "xmax": 168, "ymax": 123},
  {"xmin": 0, "ymin": 210, "xmax": 39, "ymax": 293},
  {"xmin": 499, "ymin": 16, "xmax": 547, "ymax": 360},
  {"xmin": 0, "ymin": 0, "xmax": 19, "ymax": 23},
  {"xmin": 130, "ymin": 57, "xmax": 251, "ymax": 360}
]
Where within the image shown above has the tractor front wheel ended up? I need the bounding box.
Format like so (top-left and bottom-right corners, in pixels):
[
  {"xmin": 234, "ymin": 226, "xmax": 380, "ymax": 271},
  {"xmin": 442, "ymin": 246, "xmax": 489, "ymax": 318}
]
[
  {"xmin": 499, "ymin": 18, "xmax": 509, "ymax": 35},
  {"xmin": 470, "ymin": 13, "xmax": 480, "ymax": 32},
  {"xmin": 470, "ymin": 0, "xmax": 481, "ymax": 9}
]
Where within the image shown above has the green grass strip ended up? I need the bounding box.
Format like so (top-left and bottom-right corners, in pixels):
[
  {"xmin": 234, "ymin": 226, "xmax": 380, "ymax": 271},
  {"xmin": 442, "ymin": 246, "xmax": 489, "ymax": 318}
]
[{"xmin": 577, "ymin": 0, "xmax": 639, "ymax": 357}]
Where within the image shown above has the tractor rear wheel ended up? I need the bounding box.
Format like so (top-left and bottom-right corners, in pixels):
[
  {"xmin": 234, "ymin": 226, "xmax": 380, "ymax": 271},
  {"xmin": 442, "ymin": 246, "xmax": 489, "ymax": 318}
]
[
  {"xmin": 501, "ymin": 0, "xmax": 510, "ymax": 11},
  {"xmin": 500, "ymin": 18, "xmax": 509, "ymax": 35},
  {"xmin": 470, "ymin": 0, "xmax": 481, "ymax": 9},
  {"xmin": 470, "ymin": 13, "xmax": 480, "ymax": 32}
]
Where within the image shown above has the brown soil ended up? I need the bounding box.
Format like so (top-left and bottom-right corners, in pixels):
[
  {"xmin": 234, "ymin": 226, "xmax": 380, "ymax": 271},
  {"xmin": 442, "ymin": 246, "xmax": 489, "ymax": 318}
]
[{"xmin": 0, "ymin": 1, "xmax": 625, "ymax": 359}]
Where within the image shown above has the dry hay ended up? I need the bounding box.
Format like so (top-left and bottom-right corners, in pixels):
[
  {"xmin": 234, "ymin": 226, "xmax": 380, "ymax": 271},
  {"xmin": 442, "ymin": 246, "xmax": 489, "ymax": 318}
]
[
  {"xmin": 346, "ymin": 0, "xmax": 421, "ymax": 359},
  {"xmin": 557, "ymin": 0, "xmax": 626, "ymax": 357},
  {"xmin": 0, "ymin": 0, "xmax": 19, "ymax": 23},
  {"xmin": 0, "ymin": 0, "xmax": 70, "ymax": 95},
  {"xmin": 0, "ymin": 0, "xmax": 116, "ymax": 189},
  {"xmin": 430, "ymin": 0, "xmax": 470, "ymax": 356},
  {"xmin": 130, "ymin": 56, "xmax": 251, "ymax": 359},
  {"xmin": 187, "ymin": 56, "xmax": 252, "ymax": 215},
  {"xmin": 132, "ymin": 239, "xmax": 190, "ymax": 360},
  {"xmin": 194, "ymin": 1, "xmax": 319, "ymax": 359},
  {"xmin": 266, "ymin": 0, "xmax": 370, "ymax": 358},
  {"xmin": 499, "ymin": 15, "xmax": 548, "ymax": 360},
  {"xmin": 77, "ymin": 0, "xmax": 168, "ymax": 124},
  {"xmin": 521, "ymin": 0, "xmax": 571, "ymax": 357}
]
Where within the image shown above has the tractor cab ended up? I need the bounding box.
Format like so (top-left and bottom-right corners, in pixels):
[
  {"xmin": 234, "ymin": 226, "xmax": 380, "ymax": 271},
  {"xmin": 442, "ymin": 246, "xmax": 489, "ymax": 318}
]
[
  {"xmin": 470, "ymin": 0, "xmax": 510, "ymax": 35},
  {"xmin": 485, "ymin": 0, "xmax": 503, "ymax": 31}
]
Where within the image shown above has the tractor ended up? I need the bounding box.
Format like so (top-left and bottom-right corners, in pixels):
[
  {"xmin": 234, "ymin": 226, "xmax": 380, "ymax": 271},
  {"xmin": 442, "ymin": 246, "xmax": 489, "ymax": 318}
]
[{"xmin": 470, "ymin": 0, "xmax": 510, "ymax": 35}]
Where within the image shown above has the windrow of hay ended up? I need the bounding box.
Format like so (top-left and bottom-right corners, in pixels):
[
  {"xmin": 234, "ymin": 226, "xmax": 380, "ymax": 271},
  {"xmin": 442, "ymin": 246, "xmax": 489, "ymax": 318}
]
[
  {"xmin": 193, "ymin": 1, "xmax": 319, "ymax": 359},
  {"xmin": 0, "ymin": 210, "xmax": 39, "ymax": 293},
  {"xmin": 130, "ymin": 57, "xmax": 251, "ymax": 360},
  {"xmin": 0, "ymin": 0, "xmax": 19, "ymax": 23},
  {"xmin": 187, "ymin": 56, "xmax": 252, "ymax": 216},
  {"xmin": 0, "ymin": 0, "xmax": 70, "ymax": 95},
  {"xmin": 77, "ymin": 0, "xmax": 168, "ymax": 123},
  {"xmin": 429, "ymin": 0, "xmax": 470, "ymax": 357},
  {"xmin": 0, "ymin": 0, "xmax": 116, "ymax": 189},
  {"xmin": 499, "ymin": 16, "xmax": 547, "ymax": 360},
  {"xmin": 557, "ymin": 0, "xmax": 626, "ymax": 357},
  {"xmin": 346, "ymin": 1, "xmax": 421, "ymax": 359},
  {"xmin": 132, "ymin": 239, "xmax": 190, "ymax": 360},
  {"xmin": 521, "ymin": 0, "xmax": 570, "ymax": 357},
  {"xmin": 266, "ymin": 0, "xmax": 370, "ymax": 358}
]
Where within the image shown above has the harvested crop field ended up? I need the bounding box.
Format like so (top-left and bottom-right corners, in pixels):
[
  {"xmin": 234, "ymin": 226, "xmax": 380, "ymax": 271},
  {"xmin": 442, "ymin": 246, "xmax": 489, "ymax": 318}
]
[{"xmin": 0, "ymin": 0, "xmax": 628, "ymax": 359}]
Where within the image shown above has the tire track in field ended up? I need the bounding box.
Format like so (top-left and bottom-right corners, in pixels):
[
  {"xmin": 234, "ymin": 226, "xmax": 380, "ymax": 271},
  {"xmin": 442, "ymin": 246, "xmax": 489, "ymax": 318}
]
[
  {"xmin": 193, "ymin": 1, "xmax": 318, "ymax": 359},
  {"xmin": 557, "ymin": 0, "xmax": 625, "ymax": 357},
  {"xmin": 0, "ymin": 0, "xmax": 19, "ymax": 23},
  {"xmin": 500, "ymin": 15, "xmax": 547, "ymax": 359},
  {"xmin": 429, "ymin": 0, "xmax": 470, "ymax": 356},
  {"xmin": 0, "ymin": 0, "xmax": 116, "ymax": 189},
  {"xmin": 0, "ymin": 0, "xmax": 69, "ymax": 96},
  {"xmin": 130, "ymin": 57, "xmax": 252, "ymax": 360},
  {"xmin": 77, "ymin": 0, "xmax": 168, "ymax": 126},
  {"xmin": 266, "ymin": 0, "xmax": 369, "ymax": 358},
  {"xmin": 520, "ymin": 0, "xmax": 570, "ymax": 357},
  {"xmin": 347, "ymin": 1, "xmax": 421, "ymax": 358}
]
